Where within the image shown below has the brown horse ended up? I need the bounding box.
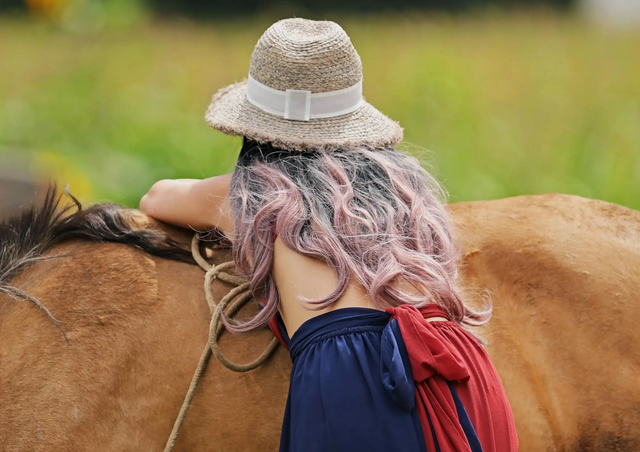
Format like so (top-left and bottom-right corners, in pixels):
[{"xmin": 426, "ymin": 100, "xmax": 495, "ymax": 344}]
[{"xmin": 1, "ymin": 189, "xmax": 639, "ymax": 451}]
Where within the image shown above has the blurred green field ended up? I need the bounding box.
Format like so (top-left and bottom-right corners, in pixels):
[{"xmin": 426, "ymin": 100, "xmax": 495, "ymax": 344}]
[{"xmin": 1, "ymin": 12, "xmax": 639, "ymax": 208}]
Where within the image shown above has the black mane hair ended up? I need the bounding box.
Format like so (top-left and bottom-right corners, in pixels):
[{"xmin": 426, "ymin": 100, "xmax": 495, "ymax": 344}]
[{"xmin": 0, "ymin": 186, "xmax": 195, "ymax": 335}]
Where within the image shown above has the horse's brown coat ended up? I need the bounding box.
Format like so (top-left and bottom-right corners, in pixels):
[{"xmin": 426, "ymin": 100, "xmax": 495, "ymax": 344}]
[{"xmin": 1, "ymin": 194, "xmax": 639, "ymax": 451}]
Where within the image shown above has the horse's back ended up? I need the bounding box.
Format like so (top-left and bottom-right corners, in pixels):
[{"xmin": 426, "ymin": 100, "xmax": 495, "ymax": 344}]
[
  {"xmin": 1, "ymin": 196, "xmax": 640, "ymax": 451},
  {"xmin": 451, "ymin": 193, "xmax": 640, "ymax": 451}
]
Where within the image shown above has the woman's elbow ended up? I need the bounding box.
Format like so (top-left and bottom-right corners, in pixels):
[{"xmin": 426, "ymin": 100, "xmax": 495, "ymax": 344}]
[
  {"xmin": 139, "ymin": 179, "xmax": 170, "ymax": 215},
  {"xmin": 139, "ymin": 192, "xmax": 153, "ymax": 214}
]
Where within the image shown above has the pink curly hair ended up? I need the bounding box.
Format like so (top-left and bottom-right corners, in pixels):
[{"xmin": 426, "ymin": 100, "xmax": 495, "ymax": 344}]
[{"xmin": 223, "ymin": 139, "xmax": 491, "ymax": 334}]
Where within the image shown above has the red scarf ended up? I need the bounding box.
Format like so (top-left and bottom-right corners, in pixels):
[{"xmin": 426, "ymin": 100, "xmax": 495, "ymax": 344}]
[{"xmin": 386, "ymin": 304, "xmax": 473, "ymax": 452}]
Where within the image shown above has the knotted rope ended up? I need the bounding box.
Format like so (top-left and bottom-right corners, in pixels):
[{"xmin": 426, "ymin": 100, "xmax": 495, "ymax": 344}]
[{"xmin": 163, "ymin": 235, "xmax": 279, "ymax": 452}]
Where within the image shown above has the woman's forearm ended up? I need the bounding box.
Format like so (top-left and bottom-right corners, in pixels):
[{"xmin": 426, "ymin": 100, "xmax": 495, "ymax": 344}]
[{"xmin": 139, "ymin": 174, "xmax": 235, "ymax": 238}]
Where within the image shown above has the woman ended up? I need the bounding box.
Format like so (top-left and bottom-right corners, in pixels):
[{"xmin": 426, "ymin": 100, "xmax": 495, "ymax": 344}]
[{"xmin": 141, "ymin": 18, "xmax": 518, "ymax": 452}]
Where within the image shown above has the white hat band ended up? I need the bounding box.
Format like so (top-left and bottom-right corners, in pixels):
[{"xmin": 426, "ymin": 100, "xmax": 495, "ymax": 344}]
[{"xmin": 246, "ymin": 75, "xmax": 363, "ymax": 122}]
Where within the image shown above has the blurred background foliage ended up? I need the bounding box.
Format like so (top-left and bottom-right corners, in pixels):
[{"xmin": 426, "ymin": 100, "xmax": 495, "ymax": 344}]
[{"xmin": 0, "ymin": 0, "xmax": 639, "ymax": 211}]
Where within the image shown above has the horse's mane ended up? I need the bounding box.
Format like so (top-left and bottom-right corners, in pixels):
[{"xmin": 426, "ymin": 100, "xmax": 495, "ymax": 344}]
[{"xmin": 0, "ymin": 185, "xmax": 195, "ymax": 332}]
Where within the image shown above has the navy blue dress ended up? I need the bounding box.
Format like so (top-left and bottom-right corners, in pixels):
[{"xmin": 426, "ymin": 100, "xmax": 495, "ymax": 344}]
[
  {"xmin": 272, "ymin": 305, "xmax": 517, "ymax": 452},
  {"xmin": 277, "ymin": 308, "xmax": 428, "ymax": 452}
]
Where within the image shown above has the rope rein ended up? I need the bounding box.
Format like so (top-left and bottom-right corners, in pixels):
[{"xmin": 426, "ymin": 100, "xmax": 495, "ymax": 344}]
[{"xmin": 163, "ymin": 235, "xmax": 280, "ymax": 452}]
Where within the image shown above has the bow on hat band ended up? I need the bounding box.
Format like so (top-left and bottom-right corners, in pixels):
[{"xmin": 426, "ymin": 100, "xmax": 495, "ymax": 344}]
[{"xmin": 246, "ymin": 75, "xmax": 363, "ymax": 122}]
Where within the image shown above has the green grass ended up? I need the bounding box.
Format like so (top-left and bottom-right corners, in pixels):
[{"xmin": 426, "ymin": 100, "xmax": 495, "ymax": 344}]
[{"xmin": 1, "ymin": 12, "xmax": 639, "ymax": 208}]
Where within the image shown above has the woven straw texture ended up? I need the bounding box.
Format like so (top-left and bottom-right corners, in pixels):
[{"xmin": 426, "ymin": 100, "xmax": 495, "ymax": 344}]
[{"xmin": 205, "ymin": 18, "xmax": 403, "ymax": 152}]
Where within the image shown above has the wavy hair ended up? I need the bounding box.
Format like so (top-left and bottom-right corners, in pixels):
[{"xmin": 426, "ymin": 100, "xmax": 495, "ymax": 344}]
[{"xmin": 224, "ymin": 138, "xmax": 491, "ymax": 333}]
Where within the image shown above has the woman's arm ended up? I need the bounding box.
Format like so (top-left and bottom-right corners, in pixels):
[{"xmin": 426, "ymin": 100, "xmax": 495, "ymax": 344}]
[{"xmin": 139, "ymin": 173, "xmax": 235, "ymax": 239}]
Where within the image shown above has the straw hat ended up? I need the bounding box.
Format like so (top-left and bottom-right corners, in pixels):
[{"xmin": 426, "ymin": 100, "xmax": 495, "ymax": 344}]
[{"xmin": 205, "ymin": 18, "xmax": 403, "ymax": 152}]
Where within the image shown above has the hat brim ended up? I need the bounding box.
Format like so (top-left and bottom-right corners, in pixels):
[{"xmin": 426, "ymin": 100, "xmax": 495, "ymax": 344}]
[{"xmin": 205, "ymin": 80, "xmax": 403, "ymax": 152}]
